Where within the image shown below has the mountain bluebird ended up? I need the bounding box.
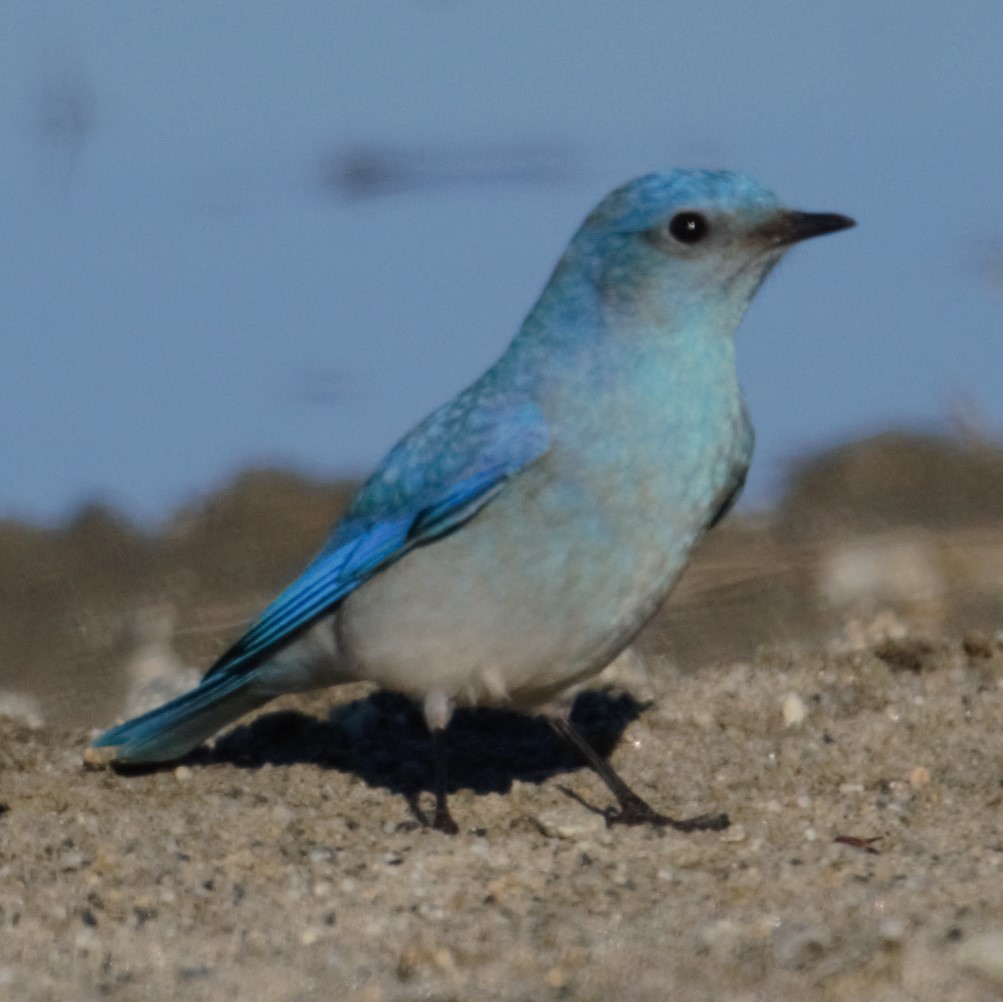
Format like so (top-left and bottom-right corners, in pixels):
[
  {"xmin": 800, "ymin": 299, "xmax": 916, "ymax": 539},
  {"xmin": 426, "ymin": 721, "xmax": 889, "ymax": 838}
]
[{"xmin": 93, "ymin": 170, "xmax": 853, "ymax": 833}]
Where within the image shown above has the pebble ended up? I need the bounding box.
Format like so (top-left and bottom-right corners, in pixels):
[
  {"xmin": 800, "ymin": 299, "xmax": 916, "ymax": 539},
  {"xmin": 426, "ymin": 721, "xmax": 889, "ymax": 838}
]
[
  {"xmin": 174, "ymin": 765, "xmax": 193, "ymax": 782},
  {"xmin": 909, "ymin": 766, "xmax": 931, "ymax": 787},
  {"xmin": 60, "ymin": 850, "xmax": 88, "ymax": 871},
  {"xmin": 545, "ymin": 967, "xmax": 568, "ymax": 989},
  {"xmin": 773, "ymin": 924, "xmax": 832, "ymax": 970},
  {"xmin": 533, "ymin": 810, "xmax": 605, "ymax": 840},
  {"xmin": 696, "ymin": 917, "xmax": 743, "ymax": 953},
  {"xmin": 75, "ymin": 928, "xmax": 96, "ymax": 950},
  {"xmin": 82, "ymin": 745, "xmax": 116, "ymax": 768},
  {"xmin": 720, "ymin": 823, "xmax": 747, "ymax": 843},
  {"xmin": 6, "ymin": 627, "xmax": 1003, "ymax": 998},
  {"xmin": 878, "ymin": 917, "xmax": 906, "ymax": 945},
  {"xmin": 781, "ymin": 692, "xmax": 808, "ymax": 727},
  {"xmin": 957, "ymin": 931, "xmax": 1003, "ymax": 986}
]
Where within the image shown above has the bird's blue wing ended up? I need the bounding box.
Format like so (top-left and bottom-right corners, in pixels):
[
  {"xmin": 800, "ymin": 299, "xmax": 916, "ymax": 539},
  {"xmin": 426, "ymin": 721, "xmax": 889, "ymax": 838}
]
[{"xmin": 203, "ymin": 400, "xmax": 549, "ymax": 680}]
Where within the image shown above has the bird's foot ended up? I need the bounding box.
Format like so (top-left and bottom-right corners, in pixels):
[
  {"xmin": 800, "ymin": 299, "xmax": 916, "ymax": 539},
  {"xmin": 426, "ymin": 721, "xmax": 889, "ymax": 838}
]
[
  {"xmin": 429, "ymin": 805, "xmax": 459, "ymax": 835},
  {"xmin": 609, "ymin": 792, "xmax": 729, "ymax": 832}
]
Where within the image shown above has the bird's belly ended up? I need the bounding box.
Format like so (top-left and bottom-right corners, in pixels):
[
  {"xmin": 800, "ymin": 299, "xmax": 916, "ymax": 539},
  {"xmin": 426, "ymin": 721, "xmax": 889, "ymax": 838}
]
[{"xmin": 336, "ymin": 466, "xmax": 704, "ymax": 708}]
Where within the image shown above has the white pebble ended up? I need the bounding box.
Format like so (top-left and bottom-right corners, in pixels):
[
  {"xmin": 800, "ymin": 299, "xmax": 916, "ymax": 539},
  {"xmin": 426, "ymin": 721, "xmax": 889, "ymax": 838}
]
[
  {"xmin": 781, "ymin": 693, "xmax": 808, "ymax": 727},
  {"xmin": 534, "ymin": 810, "xmax": 605, "ymax": 840},
  {"xmin": 957, "ymin": 931, "xmax": 1003, "ymax": 986},
  {"xmin": 60, "ymin": 851, "xmax": 87, "ymax": 871},
  {"xmin": 879, "ymin": 917, "xmax": 906, "ymax": 944}
]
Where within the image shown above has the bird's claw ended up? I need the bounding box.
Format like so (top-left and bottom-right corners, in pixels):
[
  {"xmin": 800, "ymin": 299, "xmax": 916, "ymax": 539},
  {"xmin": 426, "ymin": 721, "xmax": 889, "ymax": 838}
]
[
  {"xmin": 430, "ymin": 808, "xmax": 459, "ymax": 835},
  {"xmin": 608, "ymin": 800, "xmax": 729, "ymax": 832}
]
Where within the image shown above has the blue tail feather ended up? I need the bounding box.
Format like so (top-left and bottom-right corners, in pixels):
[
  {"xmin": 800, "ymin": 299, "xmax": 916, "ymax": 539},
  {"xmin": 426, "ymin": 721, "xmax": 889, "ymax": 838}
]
[{"xmin": 91, "ymin": 671, "xmax": 268, "ymax": 764}]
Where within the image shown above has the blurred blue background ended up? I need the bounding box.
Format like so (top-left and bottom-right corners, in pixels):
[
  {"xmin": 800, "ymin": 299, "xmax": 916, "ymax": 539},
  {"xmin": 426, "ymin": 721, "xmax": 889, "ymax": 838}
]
[{"xmin": 3, "ymin": 1, "xmax": 1002, "ymax": 523}]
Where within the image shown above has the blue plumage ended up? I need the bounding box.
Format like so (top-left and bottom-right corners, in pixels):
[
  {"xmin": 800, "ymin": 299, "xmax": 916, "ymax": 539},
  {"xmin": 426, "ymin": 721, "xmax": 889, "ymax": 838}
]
[{"xmin": 93, "ymin": 170, "xmax": 853, "ymax": 830}]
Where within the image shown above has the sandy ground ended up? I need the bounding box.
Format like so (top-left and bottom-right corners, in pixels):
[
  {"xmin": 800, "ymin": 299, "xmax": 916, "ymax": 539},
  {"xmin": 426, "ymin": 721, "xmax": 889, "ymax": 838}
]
[
  {"xmin": 3, "ymin": 638, "xmax": 1003, "ymax": 1000},
  {"xmin": 2, "ymin": 433, "xmax": 1003, "ymax": 1000}
]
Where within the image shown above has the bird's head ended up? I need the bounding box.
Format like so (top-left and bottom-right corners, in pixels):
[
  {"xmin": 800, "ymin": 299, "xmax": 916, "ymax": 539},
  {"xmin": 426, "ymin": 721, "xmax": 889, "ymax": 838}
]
[{"xmin": 566, "ymin": 169, "xmax": 854, "ymax": 331}]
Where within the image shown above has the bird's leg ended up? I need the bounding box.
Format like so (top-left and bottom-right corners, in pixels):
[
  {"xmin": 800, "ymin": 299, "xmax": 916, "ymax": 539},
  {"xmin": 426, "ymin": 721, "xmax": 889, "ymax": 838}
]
[
  {"xmin": 430, "ymin": 727, "xmax": 459, "ymax": 835},
  {"xmin": 548, "ymin": 717, "xmax": 728, "ymax": 832},
  {"xmin": 423, "ymin": 692, "xmax": 460, "ymax": 834}
]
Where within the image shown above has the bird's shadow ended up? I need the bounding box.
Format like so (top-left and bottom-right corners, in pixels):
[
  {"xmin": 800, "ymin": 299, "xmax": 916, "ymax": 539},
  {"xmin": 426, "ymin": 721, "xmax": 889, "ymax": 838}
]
[{"xmin": 118, "ymin": 688, "xmax": 646, "ymax": 823}]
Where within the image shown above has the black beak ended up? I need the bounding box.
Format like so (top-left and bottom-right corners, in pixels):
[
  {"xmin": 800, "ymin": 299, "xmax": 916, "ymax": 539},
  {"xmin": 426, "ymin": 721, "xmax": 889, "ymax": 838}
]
[{"xmin": 754, "ymin": 210, "xmax": 856, "ymax": 249}]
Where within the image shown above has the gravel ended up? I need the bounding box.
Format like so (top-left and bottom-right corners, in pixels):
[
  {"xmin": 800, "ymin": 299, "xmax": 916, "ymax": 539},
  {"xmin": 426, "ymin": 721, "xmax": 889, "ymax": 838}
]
[{"xmin": 3, "ymin": 635, "xmax": 1003, "ymax": 1000}]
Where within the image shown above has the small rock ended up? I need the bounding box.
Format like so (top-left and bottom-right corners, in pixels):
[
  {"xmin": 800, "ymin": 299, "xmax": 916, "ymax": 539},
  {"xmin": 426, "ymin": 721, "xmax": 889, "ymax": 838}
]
[
  {"xmin": 696, "ymin": 917, "xmax": 743, "ymax": 953},
  {"xmin": 432, "ymin": 947, "xmax": 455, "ymax": 972},
  {"xmin": 82, "ymin": 745, "xmax": 116, "ymax": 769},
  {"xmin": 74, "ymin": 928, "xmax": 96, "ymax": 950},
  {"xmin": 879, "ymin": 917, "xmax": 906, "ymax": 945},
  {"xmin": 909, "ymin": 766, "xmax": 931, "ymax": 788},
  {"xmin": 174, "ymin": 766, "xmax": 193, "ymax": 782},
  {"xmin": 545, "ymin": 967, "xmax": 568, "ymax": 989},
  {"xmin": 957, "ymin": 931, "xmax": 1003, "ymax": 986},
  {"xmin": 533, "ymin": 810, "xmax": 605, "ymax": 840},
  {"xmin": 781, "ymin": 693, "xmax": 808, "ymax": 727},
  {"xmin": 773, "ymin": 924, "xmax": 832, "ymax": 970},
  {"xmin": 60, "ymin": 850, "xmax": 87, "ymax": 872}
]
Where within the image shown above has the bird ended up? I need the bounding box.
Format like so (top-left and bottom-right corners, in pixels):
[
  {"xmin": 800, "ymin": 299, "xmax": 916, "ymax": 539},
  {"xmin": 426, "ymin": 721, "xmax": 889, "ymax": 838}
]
[{"xmin": 92, "ymin": 169, "xmax": 854, "ymax": 833}]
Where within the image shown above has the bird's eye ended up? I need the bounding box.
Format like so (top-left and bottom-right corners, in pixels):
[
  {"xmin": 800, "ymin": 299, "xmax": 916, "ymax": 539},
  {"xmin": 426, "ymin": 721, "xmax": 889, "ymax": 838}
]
[{"xmin": 668, "ymin": 211, "xmax": 709, "ymax": 244}]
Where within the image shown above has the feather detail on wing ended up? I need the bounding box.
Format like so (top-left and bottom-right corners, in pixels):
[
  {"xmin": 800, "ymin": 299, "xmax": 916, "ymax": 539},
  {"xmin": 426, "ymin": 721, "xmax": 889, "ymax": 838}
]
[{"xmin": 203, "ymin": 400, "xmax": 550, "ymax": 680}]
